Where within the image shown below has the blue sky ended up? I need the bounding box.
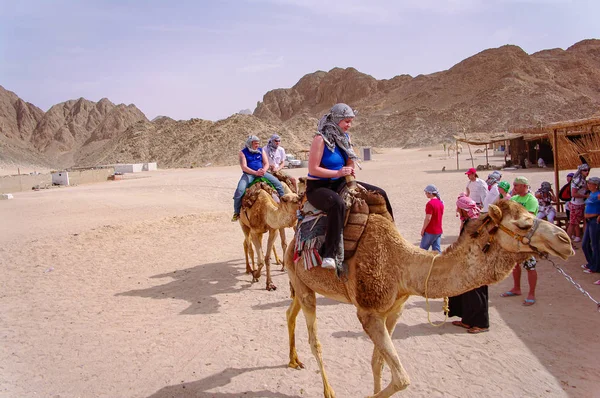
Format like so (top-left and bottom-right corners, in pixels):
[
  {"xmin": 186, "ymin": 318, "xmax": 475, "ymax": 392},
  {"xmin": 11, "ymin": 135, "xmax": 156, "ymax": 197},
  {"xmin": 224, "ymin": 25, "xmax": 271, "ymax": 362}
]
[{"xmin": 0, "ymin": 0, "xmax": 597, "ymax": 121}]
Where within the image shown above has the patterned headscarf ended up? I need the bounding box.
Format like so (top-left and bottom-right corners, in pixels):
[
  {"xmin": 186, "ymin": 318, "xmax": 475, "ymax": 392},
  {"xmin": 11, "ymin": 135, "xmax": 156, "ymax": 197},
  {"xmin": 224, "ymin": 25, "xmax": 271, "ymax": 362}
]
[
  {"xmin": 244, "ymin": 135, "xmax": 261, "ymax": 154},
  {"xmin": 266, "ymin": 134, "xmax": 280, "ymax": 162},
  {"xmin": 572, "ymin": 163, "xmax": 590, "ymax": 190},
  {"xmin": 456, "ymin": 193, "xmax": 480, "ymax": 220},
  {"xmin": 316, "ymin": 103, "xmax": 359, "ymax": 161},
  {"xmin": 540, "ymin": 181, "xmax": 552, "ymax": 193},
  {"xmin": 486, "ymin": 171, "xmax": 502, "ymax": 187}
]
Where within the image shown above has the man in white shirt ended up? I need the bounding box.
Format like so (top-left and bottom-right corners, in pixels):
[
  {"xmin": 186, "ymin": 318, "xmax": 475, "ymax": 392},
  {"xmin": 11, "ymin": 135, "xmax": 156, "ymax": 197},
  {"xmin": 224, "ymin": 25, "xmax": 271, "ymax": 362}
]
[
  {"xmin": 482, "ymin": 170, "xmax": 502, "ymax": 212},
  {"xmin": 266, "ymin": 134, "xmax": 286, "ymax": 172},
  {"xmin": 465, "ymin": 168, "xmax": 488, "ymax": 208},
  {"xmin": 265, "ymin": 134, "xmax": 297, "ymax": 191}
]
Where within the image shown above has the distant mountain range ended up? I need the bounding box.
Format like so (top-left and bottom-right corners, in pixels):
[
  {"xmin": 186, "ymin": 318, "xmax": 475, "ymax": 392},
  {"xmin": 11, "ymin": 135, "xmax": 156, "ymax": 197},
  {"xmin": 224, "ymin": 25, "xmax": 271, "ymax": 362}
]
[{"xmin": 1, "ymin": 39, "xmax": 599, "ymax": 170}]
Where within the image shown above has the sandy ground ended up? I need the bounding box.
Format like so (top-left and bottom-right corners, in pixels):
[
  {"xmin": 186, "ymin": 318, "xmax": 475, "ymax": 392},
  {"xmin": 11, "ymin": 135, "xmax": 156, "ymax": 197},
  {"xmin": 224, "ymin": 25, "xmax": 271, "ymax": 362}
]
[{"xmin": 1, "ymin": 148, "xmax": 599, "ymax": 398}]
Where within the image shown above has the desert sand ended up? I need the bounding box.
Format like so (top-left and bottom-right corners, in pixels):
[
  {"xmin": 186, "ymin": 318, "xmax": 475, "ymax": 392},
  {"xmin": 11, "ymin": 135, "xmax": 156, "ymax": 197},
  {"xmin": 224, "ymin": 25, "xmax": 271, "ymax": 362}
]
[{"xmin": 1, "ymin": 148, "xmax": 599, "ymax": 398}]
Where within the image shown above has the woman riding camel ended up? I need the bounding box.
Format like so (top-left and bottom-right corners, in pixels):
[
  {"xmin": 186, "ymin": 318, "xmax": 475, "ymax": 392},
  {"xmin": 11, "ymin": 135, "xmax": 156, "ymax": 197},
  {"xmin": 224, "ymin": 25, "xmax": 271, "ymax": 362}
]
[{"xmin": 306, "ymin": 103, "xmax": 393, "ymax": 269}]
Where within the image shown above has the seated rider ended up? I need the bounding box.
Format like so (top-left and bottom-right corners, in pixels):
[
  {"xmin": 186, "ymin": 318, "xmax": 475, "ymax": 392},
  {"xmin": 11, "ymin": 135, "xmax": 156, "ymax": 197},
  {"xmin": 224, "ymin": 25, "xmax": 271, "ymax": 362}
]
[
  {"xmin": 265, "ymin": 134, "xmax": 297, "ymax": 191},
  {"xmin": 232, "ymin": 135, "xmax": 285, "ymax": 221},
  {"xmin": 306, "ymin": 103, "xmax": 394, "ymax": 269}
]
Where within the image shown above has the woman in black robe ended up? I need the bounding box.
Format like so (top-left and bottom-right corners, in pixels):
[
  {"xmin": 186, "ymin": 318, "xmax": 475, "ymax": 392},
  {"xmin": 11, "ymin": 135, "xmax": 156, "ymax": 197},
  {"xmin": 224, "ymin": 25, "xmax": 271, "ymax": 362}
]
[{"xmin": 448, "ymin": 193, "xmax": 489, "ymax": 334}]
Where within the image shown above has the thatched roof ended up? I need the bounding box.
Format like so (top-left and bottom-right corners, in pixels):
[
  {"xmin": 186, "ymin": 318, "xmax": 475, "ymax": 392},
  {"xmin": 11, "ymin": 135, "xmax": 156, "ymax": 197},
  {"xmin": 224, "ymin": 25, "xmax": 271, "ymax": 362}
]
[
  {"xmin": 511, "ymin": 116, "xmax": 600, "ymax": 135},
  {"xmin": 453, "ymin": 131, "xmax": 523, "ymax": 145}
]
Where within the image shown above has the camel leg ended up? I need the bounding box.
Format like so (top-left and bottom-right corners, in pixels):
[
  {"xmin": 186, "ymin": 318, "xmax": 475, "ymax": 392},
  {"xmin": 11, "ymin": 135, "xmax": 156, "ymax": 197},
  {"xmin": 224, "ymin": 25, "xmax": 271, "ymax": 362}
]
[
  {"xmin": 371, "ymin": 298, "xmax": 407, "ymax": 394},
  {"xmin": 358, "ymin": 310, "xmax": 410, "ymax": 398},
  {"xmin": 263, "ymin": 229, "xmax": 278, "ymax": 291},
  {"xmin": 300, "ymin": 291, "xmax": 336, "ymax": 398},
  {"xmin": 272, "ymin": 245, "xmax": 281, "ymax": 265},
  {"xmin": 278, "ymin": 228, "xmax": 287, "ymax": 271},
  {"xmin": 241, "ymin": 224, "xmax": 254, "ymax": 274},
  {"xmin": 286, "ymin": 294, "xmax": 304, "ymax": 369},
  {"xmin": 250, "ymin": 232, "xmax": 264, "ymax": 283}
]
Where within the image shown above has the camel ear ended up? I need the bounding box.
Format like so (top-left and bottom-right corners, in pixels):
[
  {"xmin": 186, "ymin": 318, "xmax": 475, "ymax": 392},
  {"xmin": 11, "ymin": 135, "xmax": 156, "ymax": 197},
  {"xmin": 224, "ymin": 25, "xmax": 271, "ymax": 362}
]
[{"xmin": 488, "ymin": 204, "xmax": 503, "ymax": 224}]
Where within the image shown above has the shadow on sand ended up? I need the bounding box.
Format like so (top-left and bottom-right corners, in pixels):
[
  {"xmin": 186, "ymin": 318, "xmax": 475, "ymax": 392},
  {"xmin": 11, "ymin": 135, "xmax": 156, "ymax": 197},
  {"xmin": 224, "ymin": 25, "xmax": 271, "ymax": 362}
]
[
  {"xmin": 147, "ymin": 365, "xmax": 302, "ymax": 398},
  {"xmin": 251, "ymin": 296, "xmax": 342, "ymax": 311},
  {"xmin": 116, "ymin": 259, "xmax": 250, "ymax": 315}
]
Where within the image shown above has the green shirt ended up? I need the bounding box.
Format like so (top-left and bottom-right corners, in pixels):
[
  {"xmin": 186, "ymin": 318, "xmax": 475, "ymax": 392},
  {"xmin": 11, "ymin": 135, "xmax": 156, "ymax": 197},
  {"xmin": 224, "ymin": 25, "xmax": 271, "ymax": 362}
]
[{"xmin": 511, "ymin": 193, "xmax": 539, "ymax": 215}]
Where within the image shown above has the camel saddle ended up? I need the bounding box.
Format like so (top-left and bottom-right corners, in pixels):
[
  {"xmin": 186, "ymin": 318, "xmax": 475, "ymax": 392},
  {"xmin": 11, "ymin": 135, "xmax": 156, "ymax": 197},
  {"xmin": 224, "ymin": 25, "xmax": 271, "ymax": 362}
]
[
  {"xmin": 294, "ymin": 181, "xmax": 392, "ymax": 275},
  {"xmin": 271, "ymin": 170, "xmax": 297, "ymax": 193},
  {"xmin": 241, "ymin": 180, "xmax": 276, "ymax": 209}
]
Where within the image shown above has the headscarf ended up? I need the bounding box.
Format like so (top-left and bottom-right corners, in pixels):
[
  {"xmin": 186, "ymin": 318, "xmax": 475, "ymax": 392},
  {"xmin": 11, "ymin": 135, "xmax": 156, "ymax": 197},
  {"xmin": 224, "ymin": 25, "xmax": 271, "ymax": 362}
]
[
  {"xmin": 316, "ymin": 103, "xmax": 359, "ymax": 161},
  {"xmin": 572, "ymin": 163, "xmax": 590, "ymax": 190},
  {"xmin": 486, "ymin": 171, "xmax": 502, "ymax": 187},
  {"xmin": 245, "ymin": 135, "xmax": 261, "ymax": 154},
  {"xmin": 456, "ymin": 193, "xmax": 480, "ymax": 220},
  {"xmin": 424, "ymin": 184, "xmax": 441, "ymax": 200},
  {"xmin": 539, "ymin": 181, "xmax": 552, "ymax": 193},
  {"xmin": 588, "ymin": 176, "xmax": 600, "ymax": 186},
  {"xmin": 266, "ymin": 134, "xmax": 280, "ymax": 161}
]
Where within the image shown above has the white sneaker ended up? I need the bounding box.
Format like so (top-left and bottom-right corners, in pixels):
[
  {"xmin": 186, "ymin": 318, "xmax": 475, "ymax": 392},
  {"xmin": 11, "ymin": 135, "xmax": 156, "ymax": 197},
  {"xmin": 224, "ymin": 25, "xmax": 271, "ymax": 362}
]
[
  {"xmin": 574, "ymin": 236, "xmax": 581, "ymax": 242},
  {"xmin": 321, "ymin": 257, "xmax": 336, "ymax": 269}
]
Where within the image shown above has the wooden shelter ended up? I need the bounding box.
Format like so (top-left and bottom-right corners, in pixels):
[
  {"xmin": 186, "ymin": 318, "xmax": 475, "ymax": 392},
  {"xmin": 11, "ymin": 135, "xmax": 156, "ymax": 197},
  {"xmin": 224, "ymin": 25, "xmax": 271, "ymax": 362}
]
[
  {"xmin": 511, "ymin": 116, "xmax": 600, "ymax": 212},
  {"xmin": 453, "ymin": 131, "xmax": 523, "ymax": 170}
]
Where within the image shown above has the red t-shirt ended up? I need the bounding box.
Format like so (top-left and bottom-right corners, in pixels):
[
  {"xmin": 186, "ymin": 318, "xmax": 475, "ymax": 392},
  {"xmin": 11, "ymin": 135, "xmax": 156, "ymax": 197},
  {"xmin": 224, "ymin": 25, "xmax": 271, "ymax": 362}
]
[{"xmin": 425, "ymin": 198, "xmax": 444, "ymax": 234}]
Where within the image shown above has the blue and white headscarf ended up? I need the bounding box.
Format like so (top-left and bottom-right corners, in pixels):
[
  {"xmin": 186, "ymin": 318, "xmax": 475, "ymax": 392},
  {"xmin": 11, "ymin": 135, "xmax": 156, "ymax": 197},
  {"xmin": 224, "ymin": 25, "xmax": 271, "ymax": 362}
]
[
  {"xmin": 316, "ymin": 103, "xmax": 359, "ymax": 161},
  {"xmin": 266, "ymin": 134, "xmax": 280, "ymax": 162},
  {"xmin": 572, "ymin": 163, "xmax": 590, "ymax": 190}
]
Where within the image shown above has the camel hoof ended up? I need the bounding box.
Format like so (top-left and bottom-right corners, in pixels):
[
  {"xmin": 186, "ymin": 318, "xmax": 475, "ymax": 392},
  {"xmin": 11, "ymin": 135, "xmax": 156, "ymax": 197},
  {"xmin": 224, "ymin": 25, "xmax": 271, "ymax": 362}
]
[
  {"xmin": 251, "ymin": 277, "xmax": 259, "ymax": 283},
  {"xmin": 245, "ymin": 268, "xmax": 253, "ymax": 275},
  {"xmin": 266, "ymin": 283, "xmax": 277, "ymax": 291},
  {"xmin": 288, "ymin": 360, "xmax": 304, "ymax": 369}
]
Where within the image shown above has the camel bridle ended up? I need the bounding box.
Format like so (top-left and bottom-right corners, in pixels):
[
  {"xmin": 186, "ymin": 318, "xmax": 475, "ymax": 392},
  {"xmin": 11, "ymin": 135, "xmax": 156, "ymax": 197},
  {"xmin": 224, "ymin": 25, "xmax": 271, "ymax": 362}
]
[{"xmin": 472, "ymin": 215, "xmax": 547, "ymax": 258}]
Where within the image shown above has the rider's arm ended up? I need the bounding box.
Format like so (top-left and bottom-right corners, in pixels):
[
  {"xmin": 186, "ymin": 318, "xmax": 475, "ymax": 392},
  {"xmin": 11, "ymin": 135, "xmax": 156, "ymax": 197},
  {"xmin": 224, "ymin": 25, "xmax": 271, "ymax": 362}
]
[{"xmin": 239, "ymin": 151, "xmax": 256, "ymax": 175}]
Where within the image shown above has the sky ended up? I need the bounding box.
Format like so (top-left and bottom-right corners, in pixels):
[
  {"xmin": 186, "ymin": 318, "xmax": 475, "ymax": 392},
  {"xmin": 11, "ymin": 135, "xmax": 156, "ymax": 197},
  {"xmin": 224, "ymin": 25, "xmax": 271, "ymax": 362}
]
[{"xmin": 0, "ymin": 0, "xmax": 598, "ymax": 121}]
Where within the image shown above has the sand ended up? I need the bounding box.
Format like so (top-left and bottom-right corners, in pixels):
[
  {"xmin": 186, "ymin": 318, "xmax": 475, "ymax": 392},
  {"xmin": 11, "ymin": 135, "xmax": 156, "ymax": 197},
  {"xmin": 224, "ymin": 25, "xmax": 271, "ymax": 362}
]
[{"xmin": 1, "ymin": 148, "xmax": 599, "ymax": 398}]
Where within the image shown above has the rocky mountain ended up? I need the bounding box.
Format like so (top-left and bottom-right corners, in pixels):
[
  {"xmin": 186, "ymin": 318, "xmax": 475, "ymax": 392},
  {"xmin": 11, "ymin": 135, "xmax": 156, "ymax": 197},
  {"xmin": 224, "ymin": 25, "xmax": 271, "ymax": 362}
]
[
  {"xmin": 2, "ymin": 39, "xmax": 599, "ymax": 170},
  {"xmin": 254, "ymin": 39, "xmax": 600, "ymax": 148}
]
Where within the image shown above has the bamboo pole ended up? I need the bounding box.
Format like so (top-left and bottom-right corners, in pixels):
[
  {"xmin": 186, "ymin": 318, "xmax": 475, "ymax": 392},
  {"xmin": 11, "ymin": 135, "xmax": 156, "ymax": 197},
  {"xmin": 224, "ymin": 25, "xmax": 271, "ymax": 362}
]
[{"xmin": 553, "ymin": 129, "xmax": 560, "ymax": 213}]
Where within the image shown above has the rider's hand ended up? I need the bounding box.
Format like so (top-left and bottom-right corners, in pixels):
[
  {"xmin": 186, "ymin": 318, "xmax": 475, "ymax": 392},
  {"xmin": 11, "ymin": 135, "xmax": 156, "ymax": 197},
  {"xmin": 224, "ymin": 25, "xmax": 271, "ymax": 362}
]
[{"xmin": 336, "ymin": 166, "xmax": 354, "ymax": 178}]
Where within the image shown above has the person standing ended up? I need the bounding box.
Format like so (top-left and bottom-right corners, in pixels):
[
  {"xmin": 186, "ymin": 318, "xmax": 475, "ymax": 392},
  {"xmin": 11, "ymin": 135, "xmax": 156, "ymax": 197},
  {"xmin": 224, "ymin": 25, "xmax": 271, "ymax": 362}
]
[
  {"xmin": 500, "ymin": 176, "xmax": 539, "ymax": 306},
  {"xmin": 465, "ymin": 168, "xmax": 488, "ymax": 209},
  {"xmin": 232, "ymin": 135, "xmax": 285, "ymax": 222},
  {"xmin": 568, "ymin": 164, "xmax": 591, "ymax": 243},
  {"xmin": 449, "ymin": 194, "xmax": 489, "ymax": 334},
  {"xmin": 482, "ymin": 170, "xmax": 502, "ymax": 212},
  {"xmin": 419, "ymin": 184, "xmax": 444, "ymax": 252},
  {"xmin": 582, "ymin": 176, "xmax": 600, "ymax": 274},
  {"xmin": 558, "ymin": 172, "xmax": 574, "ymax": 221}
]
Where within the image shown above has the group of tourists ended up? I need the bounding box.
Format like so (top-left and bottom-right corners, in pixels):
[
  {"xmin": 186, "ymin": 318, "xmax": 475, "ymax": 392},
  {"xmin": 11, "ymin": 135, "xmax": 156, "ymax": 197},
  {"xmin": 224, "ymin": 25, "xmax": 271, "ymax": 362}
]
[{"xmin": 232, "ymin": 101, "xmax": 600, "ymax": 337}]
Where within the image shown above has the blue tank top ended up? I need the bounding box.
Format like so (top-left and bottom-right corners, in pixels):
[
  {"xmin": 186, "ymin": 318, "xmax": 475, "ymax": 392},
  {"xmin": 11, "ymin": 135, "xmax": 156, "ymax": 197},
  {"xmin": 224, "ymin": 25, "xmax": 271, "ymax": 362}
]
[
  {"xmin": 307, "ymin": 144, "xmax": 347, "ymax": 180},
  {"xmin": 585, "ymin": 191, "xmax": 600, "ymax": 214},
  {"xmin": 242, "ymin": 147, "xmax": 263, "ymax": 171}
]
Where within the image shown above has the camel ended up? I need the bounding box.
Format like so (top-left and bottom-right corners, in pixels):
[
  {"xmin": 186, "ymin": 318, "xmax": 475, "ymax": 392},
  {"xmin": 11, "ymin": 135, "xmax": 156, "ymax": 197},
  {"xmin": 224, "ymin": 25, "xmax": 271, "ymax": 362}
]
[
  {"xmin": 239, "ymin": 181, "xmax": 301, "ymax": 291},
  {"xmin": 284, "ymin": 199, "xmax": 573, "ymax": 398}
]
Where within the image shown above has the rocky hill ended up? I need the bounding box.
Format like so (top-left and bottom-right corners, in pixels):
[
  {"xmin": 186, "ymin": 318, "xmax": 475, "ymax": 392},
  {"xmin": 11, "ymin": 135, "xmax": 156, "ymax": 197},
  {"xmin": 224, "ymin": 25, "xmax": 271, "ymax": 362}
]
[
  {"xmin": 1, "ymin": 39, "xmax": 599, "ymax": 170},
  {"xmin": 255, "ymin": 39, "xmax": 600, "ymax": 148}
]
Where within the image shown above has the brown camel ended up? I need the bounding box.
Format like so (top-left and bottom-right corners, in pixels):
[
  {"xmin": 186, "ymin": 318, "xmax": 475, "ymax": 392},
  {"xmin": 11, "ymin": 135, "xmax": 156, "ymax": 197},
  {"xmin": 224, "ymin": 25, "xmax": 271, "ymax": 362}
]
[
  {"xmin": 284, "ymin": 199, "xmax": 573, "ymax": 397},
  {"xmin": 239, "ymin": 182, "xmax": 301, "ymax": 291}
]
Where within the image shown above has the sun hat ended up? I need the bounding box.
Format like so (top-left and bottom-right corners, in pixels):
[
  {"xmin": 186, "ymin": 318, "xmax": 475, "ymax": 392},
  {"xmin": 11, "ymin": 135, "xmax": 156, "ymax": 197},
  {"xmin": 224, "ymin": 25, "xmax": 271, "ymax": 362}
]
[
  {"xmin": 498, "ymin": 181, "xmax": 510, "ymax": 192},
  {"xmin": 513, "ymin": 176, "xmax": 529, "ymax": 185},
  {"xmin": 465, "ymin": 167, "xmax": 477, "ymax": 175}
]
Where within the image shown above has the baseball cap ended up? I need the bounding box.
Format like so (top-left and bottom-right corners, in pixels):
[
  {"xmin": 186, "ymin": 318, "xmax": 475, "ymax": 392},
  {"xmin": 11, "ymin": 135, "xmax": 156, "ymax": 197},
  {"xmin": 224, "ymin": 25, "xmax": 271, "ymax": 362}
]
[
  {"xmin": 513, "ymin": 176, "xmax": 529, "ymax": 185},
  {"xmin": 465, "ymin": 168, "xmax": 477, "ymax": 175}
]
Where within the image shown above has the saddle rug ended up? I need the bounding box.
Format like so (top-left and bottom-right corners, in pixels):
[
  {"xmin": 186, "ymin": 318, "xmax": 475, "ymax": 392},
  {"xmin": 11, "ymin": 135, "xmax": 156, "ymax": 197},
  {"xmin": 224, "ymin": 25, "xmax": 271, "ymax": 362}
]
[{"xmin": 294, "ymin": 182, "xmax": 391, "ymax": 277}]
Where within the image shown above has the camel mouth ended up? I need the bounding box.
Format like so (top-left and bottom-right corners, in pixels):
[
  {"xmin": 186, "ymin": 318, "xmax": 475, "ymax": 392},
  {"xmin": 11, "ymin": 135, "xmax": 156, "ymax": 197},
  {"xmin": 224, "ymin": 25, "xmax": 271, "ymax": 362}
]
[{"xmin": 543, "ymin": 245, "xmax": 574, "ymax": 260}]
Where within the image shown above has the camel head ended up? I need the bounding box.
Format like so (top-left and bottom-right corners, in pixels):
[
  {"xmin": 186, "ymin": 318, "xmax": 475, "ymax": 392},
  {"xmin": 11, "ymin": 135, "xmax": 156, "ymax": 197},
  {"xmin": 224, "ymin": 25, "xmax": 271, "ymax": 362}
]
[
  {"xmin": 279, "ymin": 193, "xmax": 302, "ymax": 208},
  {"xmin": 486, "ymin": 200, "xmax": 573, "ymax": 260}
]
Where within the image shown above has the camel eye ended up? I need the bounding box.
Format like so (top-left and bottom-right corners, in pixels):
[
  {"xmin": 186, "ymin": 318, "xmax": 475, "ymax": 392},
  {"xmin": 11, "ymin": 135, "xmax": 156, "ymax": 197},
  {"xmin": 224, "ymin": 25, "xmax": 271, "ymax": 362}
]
[{"xmin": 516, "ymin": 223, "xmax": 531, "ymax": 230}]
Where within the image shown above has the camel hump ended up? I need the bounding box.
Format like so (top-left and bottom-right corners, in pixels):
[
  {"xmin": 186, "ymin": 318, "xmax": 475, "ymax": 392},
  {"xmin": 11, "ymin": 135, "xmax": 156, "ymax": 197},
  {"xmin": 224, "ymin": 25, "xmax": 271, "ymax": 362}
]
[
  {"xmin": 271, "ymin": 170, "xmax": 297, "ymax": 193},
  {"xmin": 241, "ymin": 181, "xmax": 276, "ymax": 209}
]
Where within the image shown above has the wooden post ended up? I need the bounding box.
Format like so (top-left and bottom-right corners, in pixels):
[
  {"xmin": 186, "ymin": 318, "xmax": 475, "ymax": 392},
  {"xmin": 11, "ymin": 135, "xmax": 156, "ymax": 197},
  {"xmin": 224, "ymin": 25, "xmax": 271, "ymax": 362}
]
[
  {"xmin": 553, "ymin": 129, "xmax": 560, "ymax": 213},
  {"xmin": 485, "ymin": 145, "xmax": 489, "ymax": 168},
  {"xmin": 456, "ymin": 139, "xmax": 459, "ymax": 170},
  {"xmin": 504, "ymin": 140, "xmax": 508, "ymax": 165}
]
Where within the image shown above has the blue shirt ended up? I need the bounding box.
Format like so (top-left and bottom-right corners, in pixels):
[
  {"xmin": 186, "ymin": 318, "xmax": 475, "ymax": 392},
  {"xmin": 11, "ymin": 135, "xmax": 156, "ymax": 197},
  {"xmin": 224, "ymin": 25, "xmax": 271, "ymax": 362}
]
[
  {"xmin": 585, "ymin": 191, "xmax": 600, "ymax": 215},
  {"xmin": 307, "ymin": 144, "xmax": 348, "ymax": 180},
  {"xmin": 242, "ymin": 147, "xmax": 263, "ymax": 171}
]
